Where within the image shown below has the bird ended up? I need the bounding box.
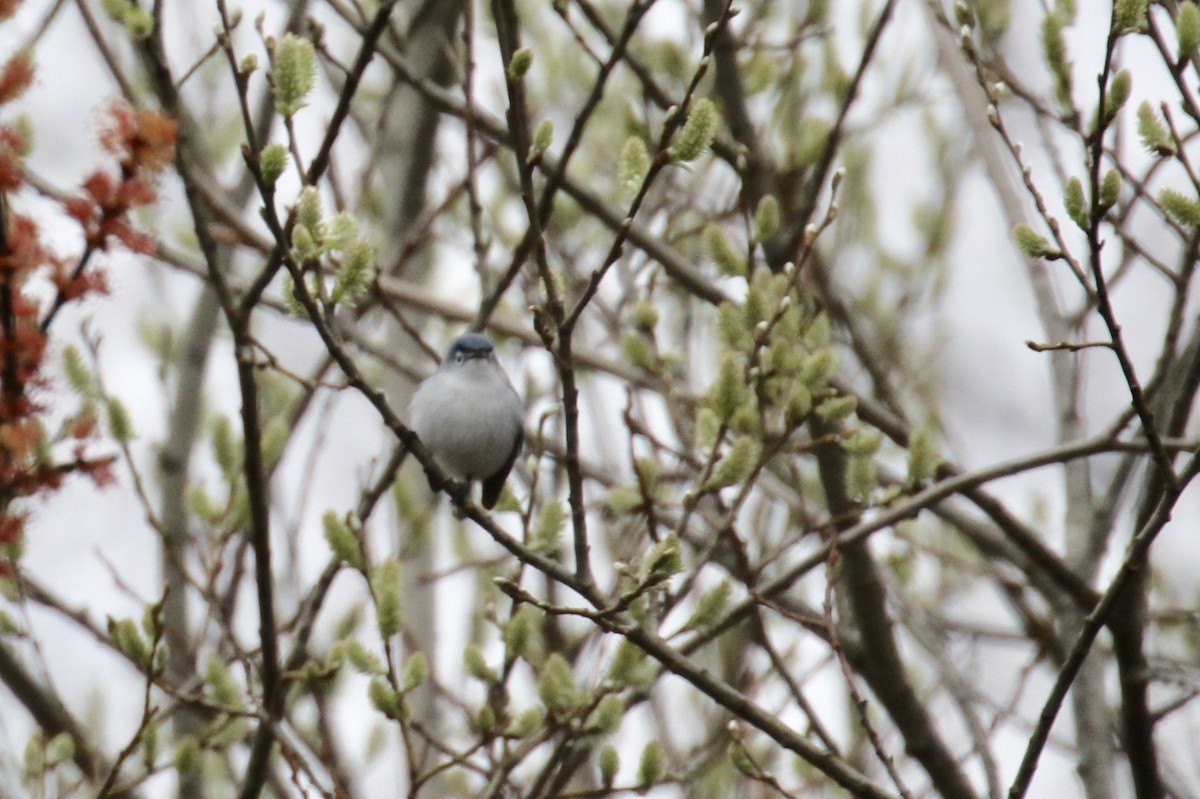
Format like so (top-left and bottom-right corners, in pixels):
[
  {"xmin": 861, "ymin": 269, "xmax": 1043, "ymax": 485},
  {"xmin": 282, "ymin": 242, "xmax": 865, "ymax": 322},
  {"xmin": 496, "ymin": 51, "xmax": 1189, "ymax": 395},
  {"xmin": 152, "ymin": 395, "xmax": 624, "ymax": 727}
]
[{"xmin": 409, "ymin": 332, "xmax": 524, "ymax": 509}]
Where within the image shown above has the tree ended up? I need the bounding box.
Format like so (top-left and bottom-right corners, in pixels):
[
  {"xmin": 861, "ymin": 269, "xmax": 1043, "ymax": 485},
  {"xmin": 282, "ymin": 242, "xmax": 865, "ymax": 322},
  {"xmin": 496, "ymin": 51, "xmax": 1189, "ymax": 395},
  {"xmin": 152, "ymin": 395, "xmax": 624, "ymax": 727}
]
[{"xmin": 0, "ymin": 0, "xmax": 1198, "ymax": 797}]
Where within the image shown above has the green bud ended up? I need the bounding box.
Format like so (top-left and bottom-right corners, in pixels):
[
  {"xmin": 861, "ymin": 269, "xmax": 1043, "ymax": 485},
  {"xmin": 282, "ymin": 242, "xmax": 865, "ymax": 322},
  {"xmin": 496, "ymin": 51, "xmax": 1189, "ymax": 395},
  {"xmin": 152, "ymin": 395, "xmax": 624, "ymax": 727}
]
[
  {"xmin": 621, "ymin": 332, "xmax": 659, "ymax": 374},
  {"xmin": 506, "ymin": 706, "xmax": 543, "ymax": 738},
  {"xmin": 599, "ymin": 744, "xmax": 620, "ymax": 787},
  {"xmin": 1114, "ymin": 0, "xmax": 1147, "ymax": 34},
  {"xmin": 608, "ymin": 639, "xmax": 651, "ymax": 688},
  {"xmin": 631, "ymin": 299, "xmax": 659, "ymax": 331},
  {"xmin": 1159, "ymin": 187, "xmax": 1200, "ymax": 226},
  {"xmin": 529, "ymin": 118, "xmax": 553, "ymax": 161},
  {"xmin": 464, "ymin": 643, "xmax": 496, "ymax": 684},
  {"xmin": 906, "ymin": 424, "xmax": 941, "ymax": 486},
  {"xmin": 259, "ymin": 143, "xmax": 288, "ymax": 186},
  {"xmin": 1180, "ymin": 2, "xmax": 1200, "ymax": 59},
  {"xmin": 753, "ymin": 195, "xmax": 780, "ymax": 242},
  {"xmin": 290, "ymin": 224, "xmax": 318, "ymax": 262},
  {"xmin": 371, "ymin": 558, "xmax": 403, "ymax": 639},
  {"xmin": 46, "ymin": 732, "xmax": 74, "ymax": 767},
  {"xmin": 323, "ymin": 511, "xmax": 364, "ymax": 570},
  {"xmin": 637, "ymin": 740, "xmax": 665, "ymax": 787},
  {"xmin": 815, "ymin": 395, "xmax": 857, "ymax": 424},
  {"xmin": 606, "ymin": 485, "xmax": 644, "ymax": 515},
  {"xmin": 401, "ymin": 651, "xmax": 428, "ymax": 692},
  {"xmin": 1106, "ymin": 70, "xmax": 1131, "ymax": 115},
  {"xmin": 1099, "ymin": 168, "xmax": 1120, "ymax": 210},
  {"xmin": 123, "ymin": 6, "xmax": 153, "ymax": 39},
  {"xmin": 1104, "ymin": 69, "xmax": 1132, "ymax": 109},
  {"xmin": 368, "ymin": 677, "xmax": 401, "ymax": 718},
  {"xmin": 709, "ymin": 354, "xmax": 749, "ymax": 423},
  {"xmin": 618, "ymin": 135, "xmax": 650, "ymax": 195},
  {"xmin": 141, "ymin": 718, "xmax": 158, "ymax": 768},
  {"xmin": 1041, "ymin": 13, "xmax": 1073, "ymax": 110},
  {"xmin": 717, "ymin": 303, "xmax": 753, "ymax": 351},
  {"xmin": 0, "ymin": 609, "xmax": 19, "ymax": 636},
  {"xmin": 800, "ymin": 348, "xmax": 837, "ymax": 389},
  {"xmin": 504, "ymin": 604, "xmax": 543, "ymax": 663},
  {"xmin": 205, "ymin": 654, "xmax": 242, "ymax": 708},
  {"xmin": 508, "ymin": 48, "xmax": 533, "ymax": 80},
  {"xmin": 640, "ymin": 532, "xmax": 682, "ymax": 585},
  {"xmin": 473, "ymin": 704, "xmax": 496, "ymax": 733},
  {"xmin": 1136, "ymin": 101, "xmax": 1175, "ymax": 155},
  {"xmin": 537, "ymin": 652, "xmax": 579, "ymax": 715},
  {"xmin": 61, "ymin": 345, "xmax": 95, "ymax": 397},
  {"xmin": 805, "ymin": 312, "xmax": 831, "ymax": 349},
  {"xmin": 695, "ymin": 406, "xmax": 721, "ymax": 450},
  {"xmin": 670, "ymin": 98, "xmax": 719, "ymax": 162},
  {"xmin": 530, "ymin": 499, "xmax": 565, "ymax": 554},
  {"xmin": 332, "ymin": 238, "xmax": 376, "ymax": 305},
  {"xmin": 106, "ymin": 396, "xmax": 133, "ymax": 443},
  {"xmin": 343, "ymin": 639, "xmax": 384, "ymax": 674},
  {"xmin": 109, "ymin": 617, "xmax": 151, "ymax": 669},
  {"xmin": 681, "ymin": 580, "xmax": 731, "ymax": 632},
  {"xmin": 784, "ymin": 383, "xmax": 813, "ymax": 427},
  {"xmin": 1064, "ymin": 177, "xmax": 1087, "ymax": 229},
  {"xmin": 847, "ymin": 453, "xmax": 877, "ymax": 500},
  {"xmin": 704, "ymin": 435, "xmax": 759, "ymax": 490},
  {"xmin": 240, "ymin": 53, "xmax": 258, "ymax": 74},
  {"xmin": 704, "ymin": 223, "xmax": 747, "ymax": 277},
  {"xmin": 173, "ymin": 736, "xmax": 200, "ymax": 773},
  {"xmin": 185, "ymin": 484, "xmax": 222, "ymax": 524},
  {"xmin": 295, "ymin": 186, "xmax": 323, "ymax": 233},
  {"xmin": 587, "ymin": 694, "xmax": 624, "ymax": 735},
  {"xmin": 273, "ymin": 33, "xmax": 317, "ymax": 117},
  {"xmin": 729, "ymin": 741, "xmax": 756, "ymax": 775},
  {"xmin": 1012, "ymin": 223, "xmax": 1061, "ymax": 259},
  {"xmin": 840, "ymin": 429, "xmax": 882, "ymax": 457}
]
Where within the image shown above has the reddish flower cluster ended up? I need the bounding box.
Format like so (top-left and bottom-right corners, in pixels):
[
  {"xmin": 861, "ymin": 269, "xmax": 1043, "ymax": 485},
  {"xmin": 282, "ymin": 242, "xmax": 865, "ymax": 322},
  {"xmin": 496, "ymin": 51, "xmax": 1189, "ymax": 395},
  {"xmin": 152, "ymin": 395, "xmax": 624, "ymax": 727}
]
[{"xmin": 0, "ymin": 44, "xmax": 176, "ymax": 573}]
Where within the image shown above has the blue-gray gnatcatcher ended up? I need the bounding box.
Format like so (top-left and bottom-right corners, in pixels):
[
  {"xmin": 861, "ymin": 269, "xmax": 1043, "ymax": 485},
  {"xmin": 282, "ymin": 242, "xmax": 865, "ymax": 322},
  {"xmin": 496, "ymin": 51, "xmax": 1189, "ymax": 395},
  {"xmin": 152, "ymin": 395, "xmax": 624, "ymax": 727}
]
[{"xmin": 409, "ymin": 333, "xmax": 524, "ymax": 509}]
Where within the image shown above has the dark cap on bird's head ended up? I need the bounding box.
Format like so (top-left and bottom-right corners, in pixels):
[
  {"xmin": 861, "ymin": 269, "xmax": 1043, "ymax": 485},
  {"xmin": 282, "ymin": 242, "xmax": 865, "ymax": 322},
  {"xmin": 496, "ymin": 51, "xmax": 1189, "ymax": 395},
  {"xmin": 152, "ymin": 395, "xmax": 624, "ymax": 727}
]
[{"xmin": 445, "ymin": 332, "xmax": 496, "ymax": 364}]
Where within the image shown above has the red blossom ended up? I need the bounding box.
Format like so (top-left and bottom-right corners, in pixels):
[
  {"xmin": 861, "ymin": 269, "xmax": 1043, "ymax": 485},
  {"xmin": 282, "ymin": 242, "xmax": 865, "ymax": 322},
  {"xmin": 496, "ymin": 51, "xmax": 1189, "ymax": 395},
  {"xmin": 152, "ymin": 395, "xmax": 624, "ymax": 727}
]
[{"xmin": 0, "ymin": 52, "xmax": 33, "ymax": 106}]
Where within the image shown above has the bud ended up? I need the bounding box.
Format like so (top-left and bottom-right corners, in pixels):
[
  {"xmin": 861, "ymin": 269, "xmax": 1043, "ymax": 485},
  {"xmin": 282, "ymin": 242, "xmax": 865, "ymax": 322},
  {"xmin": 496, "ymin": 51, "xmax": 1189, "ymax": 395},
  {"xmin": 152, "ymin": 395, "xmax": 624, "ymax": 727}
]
[
  {"xmin": 1136, "ymin": 101, "xmax": 1175, "ymax": 155},
  {"xmin": 637, "ymin": 740, "xmax": 665, "ymax": 787},
  {"xmin": 704, "ymin": 436, "xmax": 759, "ymax": 490},
  {"xmin": 1099, "ymin": 168, "xmax": 1120, "ymax": 211},
  {"xmin": 753, "ymin": 194, "xmax": 780, "ymax": 241},
  {"xmin": 464, "ymin": 643, "xmax": 496, "ymax": 683},
  {"xmin": 273, "ymin": 33, "xmax": 316, "ymax": 117},
  {"xmin": 815, "ymin": 395, "xmax": 857, "ymax": 424},
  {"xmin": 669, "ymin": 98, "xmax": 718, "ymax": 162},
  {"xmin": 537, "ymin": 653, "xmax": 580, "ymax": 715},
  {"xmin": 371, "ymin": 558, "xmax": 402, "ymax": 639},
  {"xmin": 401, "ymin": 651, "xmax": 428, "ymax": 692},
  {"xmin": 529, "ymin": 118, "xmax": 553, "ymax": 162},
  {"xmin": 259, "ymin": 143, "xmax": 288, "ymax": 186},
  {"xmin": 1012, "ymin": 222, "xmax": 1061, "ymax": 259},
  {"xmin": 617, "ymin": 135, "xmax": 650, "ymax": 195},
  {"xmin": 1064, "ymin": 176, "xmax": 1087, "ymax": 229},
  {"xmin": 704, "ymin": 224, "xmax": 747, "ymax": 277},
  {"xmin": 368, "ymin": 678, "xmax": 401, "ymax": 718},
  {"xmin": 709, "ymin": 354, "xmax": 749, "ymax": 423},
  {"xmin": 508, "ymin": 48, "xmax": 533, "ymax": 80},
  {"xmin": 1159, "ymin": 187, "xmax": 1200, "ymax": 226},
  {"xmin": 599, "ymin": 744, "xmax": 620, "ymax": 787},
  {"xmin": 639, "ymin": 532, "xmax": 682, "ymax": 585},
  {"xmin": 323, "ymin": 511, "xmax": 365, "ymax": 571},
  {"xmin": 106, "ymin": 397, "xmax": 133, "ymax": 443},
  {"xmin": 530, "ymin": 500, "xmax": 565, "ymax": 554},
  {"xmin": 1180, "ymin": 2, "xmax": 1200, "ymax": 59}
]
